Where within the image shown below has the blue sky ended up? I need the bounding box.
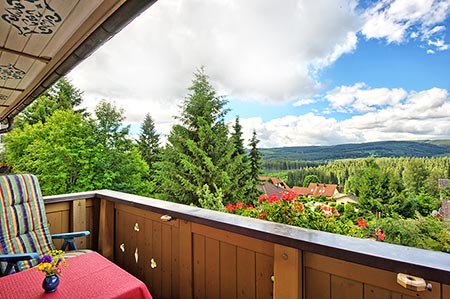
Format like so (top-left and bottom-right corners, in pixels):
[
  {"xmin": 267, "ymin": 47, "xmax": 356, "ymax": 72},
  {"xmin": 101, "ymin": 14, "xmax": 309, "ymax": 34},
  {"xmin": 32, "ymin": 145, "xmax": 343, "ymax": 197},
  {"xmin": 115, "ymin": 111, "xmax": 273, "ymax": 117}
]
[{"xmin": 69, "ymin": 0, "xmax": 450, "ymax": 148}]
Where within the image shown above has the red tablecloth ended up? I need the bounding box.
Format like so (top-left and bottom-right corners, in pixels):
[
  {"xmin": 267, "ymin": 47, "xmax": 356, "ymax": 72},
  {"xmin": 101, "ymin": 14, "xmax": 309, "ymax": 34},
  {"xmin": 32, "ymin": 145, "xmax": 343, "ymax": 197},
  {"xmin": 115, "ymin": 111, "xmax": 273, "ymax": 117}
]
[{"xmin": 0, "ymin": 251, "xmax": 153, "ymax": 299}]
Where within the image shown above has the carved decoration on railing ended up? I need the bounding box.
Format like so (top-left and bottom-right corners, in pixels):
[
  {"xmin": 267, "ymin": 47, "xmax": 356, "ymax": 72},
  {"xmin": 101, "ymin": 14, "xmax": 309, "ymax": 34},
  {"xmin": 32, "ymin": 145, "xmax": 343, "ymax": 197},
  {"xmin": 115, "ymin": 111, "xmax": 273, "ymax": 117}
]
[
  {"xmin": 2, "ymin": 0, "xmax": 62, "ymax": 36},
  {"xmin": 120, "ymin": 243, "xmax": 125, "ymax": 252},
  {"xmin": 0, "ymin": 94, "xmax": 7, "ymax": 100},
  {"xmin": 150, "ymin": 258, "xmax": 157, "ymax": 269},
  {"xmin": 134, "ymin": 248, "xmax": 138, "ymax": 263},
  {"xmin": 0, "ymin": 64, "xmax": 25, "ymax": 80},
  {"xmin": 134, "ymin": 223, "xmax": 140, "ymax": 232}
]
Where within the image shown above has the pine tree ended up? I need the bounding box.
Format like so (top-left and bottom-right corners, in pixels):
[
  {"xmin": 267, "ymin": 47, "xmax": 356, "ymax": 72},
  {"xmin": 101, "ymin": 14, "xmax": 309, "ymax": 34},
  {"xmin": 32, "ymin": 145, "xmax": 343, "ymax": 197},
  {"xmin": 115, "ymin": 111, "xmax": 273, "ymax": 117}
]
[
  {"xmin": 156, "ymin": 68, "xmax": 243, "ymax": 205},
  {"xmin": 248, "ymin": 130, "xmax": 263, "ymax": 199},
  {"xmin": 137, "ymin": 113, "xmax": 160, "ymax": 176},
  {"xmin": 231, "ymin": 117, "xmax": 246, "ymax": 157},
  {"xmin": 229, "ymin": 117, "xmax": 254, "ymax": 202}
]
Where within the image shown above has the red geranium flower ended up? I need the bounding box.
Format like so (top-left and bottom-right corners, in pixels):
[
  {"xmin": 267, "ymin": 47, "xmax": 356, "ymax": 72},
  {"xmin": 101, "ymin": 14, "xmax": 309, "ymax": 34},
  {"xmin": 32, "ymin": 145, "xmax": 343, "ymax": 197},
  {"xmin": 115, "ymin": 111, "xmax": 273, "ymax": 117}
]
[
  {"xmin": 258, "ymin": 194, "xmax": 268, "ymax": 202},
  {"xmin": 268, "ymin": 194, "xmax": 279, "ymax": 203},
  {"xmin": 235, "ymin": 202, "xmax": 244, "ymax": 209},
  {"xmin": 376, "ymin": 228, "xmax": 385, "ymax": 241},
  {"xmin": 225, "ymin": 203, "xmax": 235, "ymax": 211},
  {"xmin": 357, "ymin": 218, "xmax": 368, "ymax": 228}
]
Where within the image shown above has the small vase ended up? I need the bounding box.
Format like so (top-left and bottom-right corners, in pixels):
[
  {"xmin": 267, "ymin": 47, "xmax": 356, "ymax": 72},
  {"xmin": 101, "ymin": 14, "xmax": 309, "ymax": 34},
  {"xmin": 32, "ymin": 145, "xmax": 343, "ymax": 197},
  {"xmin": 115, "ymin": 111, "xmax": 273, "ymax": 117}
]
[{"xmin": 42, "ymin": 275, "xmax": 60, "ymax": 293}]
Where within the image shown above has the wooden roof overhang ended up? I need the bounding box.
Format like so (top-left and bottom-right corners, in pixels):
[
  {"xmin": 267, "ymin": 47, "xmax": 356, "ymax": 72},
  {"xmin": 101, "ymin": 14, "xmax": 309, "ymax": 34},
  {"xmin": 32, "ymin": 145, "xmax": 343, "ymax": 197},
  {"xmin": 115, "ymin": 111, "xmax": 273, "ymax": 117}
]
[{"xmin": 0, "ymin": 0, "xmax": 157, "ymax": 132}]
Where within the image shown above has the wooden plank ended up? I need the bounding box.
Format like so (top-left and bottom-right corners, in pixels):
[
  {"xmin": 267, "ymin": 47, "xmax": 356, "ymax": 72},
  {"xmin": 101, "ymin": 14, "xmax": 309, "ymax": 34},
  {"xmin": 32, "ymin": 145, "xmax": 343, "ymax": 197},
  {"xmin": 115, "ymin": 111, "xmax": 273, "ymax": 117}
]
[
  {"xmin": 304, "ymin": 252, "xmax": 441, "ymax": 299},
  {"xmin": 45, "ymin": 202, "xmax": 70, "ymax": 213},
  {"xmin": 305, "ymin": 268, "xmax": 330, "ymax": 299},
  {"xmin": 256, "ymin": 253, "xmax": 274, "ymax": 299},
  {"xmin": 193, "ymin": 234, "xmax": 206, "ymax": 299},
  {"xmin": 364, "ymin": 284, "xmax": 401, "ymax": 299},
  {"xmin": 220, "ymin": 242, "xmax": 237, "ymax": 299},
  {"xmin": 274, "ymin": 244, "xmax": 300, "ymax": 299},
  {"xmin": 331, "ymin": 275, "xmax": 363, "ymax": 299},
  {"xmin": 152, "ymin": 221, "xmax": 163, "ymax": 298},
  {"xmin": 98, "ymin": 199, "xmax": 114, "ymax": 260},
  {"xmin": 179, "ymin": 220, "xmax": 193, "ymax": 299},
  {"xmin": 443, "ymin": 285, "xmax": 450, "ymax": 299},
  {"xmin": 205, "ymin": 238, "xmax": 220, "ymax": 299},
  {"xmin": 192, "ymin": 223, "xmax": 273, "ymax": 255},
  {"xmin": 237, "ymin": 247, "xmax": 256, "ymax": 299},
  {"xmin": 115, "ymin": 203, "xmax": 179, "ymax": 227},
  {"xmin": 46, "ymin": 211, "xmax": 63, "ymax": 249},
  {"xmin": 171, "ymin": 223, "xmax": 180, "ymax": 299},
  {"xmin": 71, "ymin": 199, "xmax": 86, "ymax": 249},
  {"xmin": 143, "ymin": 217, "xmax": 154, "ymax": 295},
  {"xmin": 161, "ymin": 224, "xmax": 173, "ymax": 299}
]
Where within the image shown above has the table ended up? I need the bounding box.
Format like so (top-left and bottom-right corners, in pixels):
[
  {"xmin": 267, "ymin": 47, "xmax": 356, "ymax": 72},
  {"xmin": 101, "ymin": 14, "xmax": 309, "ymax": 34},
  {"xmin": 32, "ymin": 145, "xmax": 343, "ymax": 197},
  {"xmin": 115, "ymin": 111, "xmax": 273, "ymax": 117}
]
[{"xmin": 0, "ymin": 251, "xmax": 153, "ymax": 299}]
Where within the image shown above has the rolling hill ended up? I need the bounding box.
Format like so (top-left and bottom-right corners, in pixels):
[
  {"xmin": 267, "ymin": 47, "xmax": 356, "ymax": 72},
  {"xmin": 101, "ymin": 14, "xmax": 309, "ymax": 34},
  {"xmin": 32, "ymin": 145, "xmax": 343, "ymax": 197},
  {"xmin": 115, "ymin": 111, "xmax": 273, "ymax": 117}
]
[{"xmin": 260, "ymin": 140, "xmax": 450, "ymax": 161}]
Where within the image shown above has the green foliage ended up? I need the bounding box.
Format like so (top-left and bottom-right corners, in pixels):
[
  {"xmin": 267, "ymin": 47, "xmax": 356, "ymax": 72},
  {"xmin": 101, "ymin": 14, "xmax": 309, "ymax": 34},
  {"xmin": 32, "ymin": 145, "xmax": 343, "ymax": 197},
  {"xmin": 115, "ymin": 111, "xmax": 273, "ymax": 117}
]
[
  {"xmin": 376, "ymin": 217, "xmax": 450, "ymax": 252},
  {"xmin": 260, "ymin": 140, "xmax": 450, "ymax": 161},
  {"xmin": 15, "ymin": 77, "xmax": 84, "ymax": 129},
  {"xmin": 197, "ymin": 184, "xmax": 226, "ymax": 212},
  {"xmin": 303, "ymin": 174, "xmax": 320, "ymax": 187},
  {"xmin": 156, "ymin": 68, "xmax": 249, "ymax": 205},
  {"xmin": 402, "ymin": 158, "xmax": 428, "ymax": 195},
  {"xmin": 262, "ymin": 160, "xmax": 321, "ymax": 172},
  {"xmin": 137, "ymin": 113, "xmax": 161, "ymax": 184},
  {"xmin": 4, "ymin": 101, "xmax": 150, "ymax": 196}
]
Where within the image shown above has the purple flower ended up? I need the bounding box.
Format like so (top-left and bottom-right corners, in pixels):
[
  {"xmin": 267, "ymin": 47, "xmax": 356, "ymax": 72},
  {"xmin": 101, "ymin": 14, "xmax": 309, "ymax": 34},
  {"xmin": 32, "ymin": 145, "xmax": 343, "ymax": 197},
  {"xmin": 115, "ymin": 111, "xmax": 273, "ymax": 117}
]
[{"xmin": 40, "ymin": 255, "xmax": 52, "ymax": 263}]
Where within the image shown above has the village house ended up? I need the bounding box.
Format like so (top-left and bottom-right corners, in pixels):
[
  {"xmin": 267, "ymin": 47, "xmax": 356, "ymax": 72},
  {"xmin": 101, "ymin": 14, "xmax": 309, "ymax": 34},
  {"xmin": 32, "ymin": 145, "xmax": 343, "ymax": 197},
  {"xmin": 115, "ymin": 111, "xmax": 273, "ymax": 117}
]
[{"xmin": 292, "ymin": 183, "xmax": 341, "ymax": 200}]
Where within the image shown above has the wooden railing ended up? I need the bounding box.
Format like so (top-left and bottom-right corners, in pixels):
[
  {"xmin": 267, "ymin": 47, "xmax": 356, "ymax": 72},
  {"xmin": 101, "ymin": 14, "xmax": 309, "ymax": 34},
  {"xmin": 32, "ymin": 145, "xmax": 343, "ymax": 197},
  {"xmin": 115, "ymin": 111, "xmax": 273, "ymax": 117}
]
[{"xmin": 44, "ymin": 190, "xmax": 450, "ymax": 299}]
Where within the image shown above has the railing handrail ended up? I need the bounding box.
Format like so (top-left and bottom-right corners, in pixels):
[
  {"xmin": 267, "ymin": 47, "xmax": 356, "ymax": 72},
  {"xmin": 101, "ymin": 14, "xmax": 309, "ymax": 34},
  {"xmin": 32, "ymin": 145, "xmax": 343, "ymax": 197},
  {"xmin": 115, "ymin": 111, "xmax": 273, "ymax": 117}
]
[{"xmin": 44, "ymin": 189, "xmax": 450, "ymax": 284}]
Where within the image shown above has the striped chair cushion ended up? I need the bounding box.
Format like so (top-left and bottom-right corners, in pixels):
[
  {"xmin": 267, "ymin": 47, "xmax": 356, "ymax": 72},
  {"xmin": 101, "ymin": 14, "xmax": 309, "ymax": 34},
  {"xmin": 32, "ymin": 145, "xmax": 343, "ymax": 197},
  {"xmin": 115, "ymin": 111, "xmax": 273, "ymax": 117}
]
[{"xmin": 0, "ymin": 174, "xmax": 55, "ymax": 272}]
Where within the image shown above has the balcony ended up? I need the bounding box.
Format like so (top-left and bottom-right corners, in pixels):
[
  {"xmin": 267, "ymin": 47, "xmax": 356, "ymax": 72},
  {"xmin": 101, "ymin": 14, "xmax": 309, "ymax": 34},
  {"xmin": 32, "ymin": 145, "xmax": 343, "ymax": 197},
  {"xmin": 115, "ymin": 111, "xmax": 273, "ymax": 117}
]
[{"xmin": 43, "ymin": 189, "xmax": 450, "ymax": 299}]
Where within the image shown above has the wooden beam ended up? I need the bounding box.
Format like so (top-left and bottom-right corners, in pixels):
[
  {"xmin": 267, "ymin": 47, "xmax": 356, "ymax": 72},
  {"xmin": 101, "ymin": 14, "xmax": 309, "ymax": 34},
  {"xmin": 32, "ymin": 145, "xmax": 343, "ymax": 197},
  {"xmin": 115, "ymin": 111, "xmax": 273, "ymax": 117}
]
[
  {"xmin": 0, "ymin": 86, "xmax": 25, "ymax": 92},
  {"xmin": 179, "ymin": 220, "xmax": 193, "ymax": 299},
  {"xmin": 0, "ymin": 46, "xmax": 51, "ymax": 63},
  {"xmin": 274, "ymin": 244, "xmax": 301, "ymax": 299},
  {"xmin": 98, "ymin": 199, "xmax": 115, "ymax": 261},
  {"xmin": 71, "ymin": 199, "xmax": 86, "ymax": 249}
]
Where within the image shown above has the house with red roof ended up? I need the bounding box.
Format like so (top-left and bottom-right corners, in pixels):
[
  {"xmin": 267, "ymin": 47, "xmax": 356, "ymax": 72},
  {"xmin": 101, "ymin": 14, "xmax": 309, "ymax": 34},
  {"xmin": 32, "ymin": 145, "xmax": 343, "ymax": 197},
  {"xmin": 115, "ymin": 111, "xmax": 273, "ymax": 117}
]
[{"xmin": 292, "ymin": 183, "xmax": 341, "ymax": 200}]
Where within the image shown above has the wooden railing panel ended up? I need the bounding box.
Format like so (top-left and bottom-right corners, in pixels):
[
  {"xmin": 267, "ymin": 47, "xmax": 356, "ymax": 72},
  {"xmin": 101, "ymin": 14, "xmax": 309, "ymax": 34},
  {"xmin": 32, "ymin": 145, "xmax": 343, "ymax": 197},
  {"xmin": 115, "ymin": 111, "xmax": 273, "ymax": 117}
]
[
  {"xmin": 256, "ymin": 253, "xmax": 274, "ymax": 299},
  {"xmin": 237, "ymin": 247, "xmax": 256, "ymax": 299},
  {"xmin": 305, "ymin": 267, "xmax": 330, "ymax": 299},
  {"xmin": 331, "ymin": 276, "xmax": 363, "ymax": 299},
  {"xmin": 42, "ymin": 191, "xmax": 450, "ymax": 299},
  {"xmin": 274, "ymin": 245, "xmax": 300, "ymax": 299},
  {"xmin": 205, "ymin": 238, "xmax": 220, "ymax": 299},
  {"xmin": 220, "ymin": 242, "xmax": 237, "ymax": 299},
  {"xmin": 45, "ymin": 202, "xmax": 70, "ymax": 249},
  {"xmin": 114, "ymin": 203, "xmax": 181, "ymax": 299},
  {"xmin": 45, "ymin": 200, "xmax": 95, "ymax": 250},
  {"xmin": 304, "ymin": 252, "xmax": 441, "ymax": 299}
]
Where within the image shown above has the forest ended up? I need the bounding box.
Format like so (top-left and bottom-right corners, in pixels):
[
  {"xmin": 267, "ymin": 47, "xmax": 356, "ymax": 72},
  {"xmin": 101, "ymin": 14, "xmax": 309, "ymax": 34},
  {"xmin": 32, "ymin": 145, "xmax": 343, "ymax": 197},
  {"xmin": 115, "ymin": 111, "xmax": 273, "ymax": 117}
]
[
  {"xmin": 260, "ymin": 140, "xmax": 450, "ymax": 161},
  {"xmin": 1, "ymin": 73, "xmax": 449, "ymax": 253}
]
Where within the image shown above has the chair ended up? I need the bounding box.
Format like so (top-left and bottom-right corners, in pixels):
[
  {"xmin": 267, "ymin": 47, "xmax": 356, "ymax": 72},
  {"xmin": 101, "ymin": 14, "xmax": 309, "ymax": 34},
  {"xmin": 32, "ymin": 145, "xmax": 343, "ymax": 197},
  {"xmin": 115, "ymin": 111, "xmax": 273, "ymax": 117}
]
[{"xmin": 0, "ymin": 174, "xmax": 90, "ymax": 276}]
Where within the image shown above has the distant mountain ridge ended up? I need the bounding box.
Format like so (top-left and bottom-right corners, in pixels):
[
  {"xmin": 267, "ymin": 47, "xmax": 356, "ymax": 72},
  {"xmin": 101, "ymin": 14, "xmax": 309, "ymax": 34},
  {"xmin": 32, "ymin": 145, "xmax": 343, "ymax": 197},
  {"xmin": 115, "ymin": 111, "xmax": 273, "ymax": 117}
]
[{"xmin": 260, "ymin": 140, "xmax": 450, "ymax": 161}]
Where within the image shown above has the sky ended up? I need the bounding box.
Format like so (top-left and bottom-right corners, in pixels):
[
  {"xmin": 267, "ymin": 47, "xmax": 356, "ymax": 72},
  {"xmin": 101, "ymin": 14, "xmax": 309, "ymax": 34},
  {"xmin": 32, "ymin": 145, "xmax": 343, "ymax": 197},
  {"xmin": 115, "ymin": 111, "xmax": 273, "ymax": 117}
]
[{"xmin": 68, "ymin": 0, "xmax": 450, "ymax": 148}]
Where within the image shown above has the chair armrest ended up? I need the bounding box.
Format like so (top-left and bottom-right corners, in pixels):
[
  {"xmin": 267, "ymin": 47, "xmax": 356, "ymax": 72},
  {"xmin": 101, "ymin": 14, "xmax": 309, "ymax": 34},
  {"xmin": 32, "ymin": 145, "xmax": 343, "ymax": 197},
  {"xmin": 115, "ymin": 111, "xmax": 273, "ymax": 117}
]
[
  {"xmin": 0, "ymin": 253, "xmax": 39, "ymax": 276},
  {"xmin": 51, "ymin": 231, "xmax": 90, "ymax": 251},
  {"xmin": 52, "ymin": 231, "xmax": 90, "ymax": 239}
]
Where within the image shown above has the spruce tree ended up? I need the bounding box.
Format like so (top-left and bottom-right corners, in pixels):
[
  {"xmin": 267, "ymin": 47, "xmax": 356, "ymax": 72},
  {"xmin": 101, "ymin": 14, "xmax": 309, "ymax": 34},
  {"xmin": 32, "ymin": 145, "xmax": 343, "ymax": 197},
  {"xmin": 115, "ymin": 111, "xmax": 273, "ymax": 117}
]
[
  {"xmin": 229, "ymin": 117, "xmax": 254, "ymax": 202},
  {"xmin": 156, "ymin": 68, "xmax": 242, "ymax": 205},
  {"xmin": 248, "ymin": 130, "xmax": 263, "ymax": 199},
  {"xmin": 137, "ymin": 113, "xmax": 160, "ymax": 176}
]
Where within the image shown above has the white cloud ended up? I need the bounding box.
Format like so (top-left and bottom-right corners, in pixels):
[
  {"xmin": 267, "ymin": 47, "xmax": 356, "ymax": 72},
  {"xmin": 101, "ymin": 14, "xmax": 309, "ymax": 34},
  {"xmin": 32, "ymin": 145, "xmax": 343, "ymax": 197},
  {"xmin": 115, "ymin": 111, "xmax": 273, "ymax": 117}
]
[
  {"xmin": 240, "ymin": 87, "xmax": 450, "ymax": 147},
  {"xmin": 361, "ymin": 0, "xmax": 450, "ymax": 51},
  {"xmin": 325, "ymin": 83, "xmax": 408, "ymax": 113},
  {"xmin": 293, "ymin": 99, "xmax": 315, "ymax": 107},
  {"xmin": 66, "ymin": 1, "xmax": 450, "ymax": 148},
  {"xmin": 69, "ymin": 0, "xmax": 361, "ymax": 125}
]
